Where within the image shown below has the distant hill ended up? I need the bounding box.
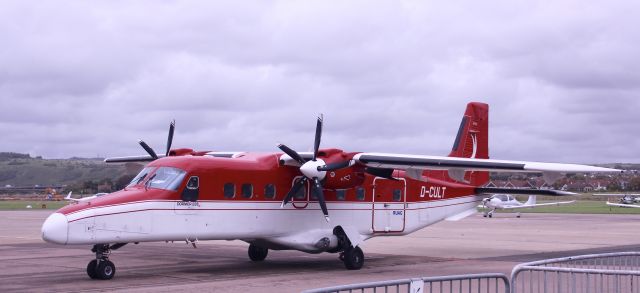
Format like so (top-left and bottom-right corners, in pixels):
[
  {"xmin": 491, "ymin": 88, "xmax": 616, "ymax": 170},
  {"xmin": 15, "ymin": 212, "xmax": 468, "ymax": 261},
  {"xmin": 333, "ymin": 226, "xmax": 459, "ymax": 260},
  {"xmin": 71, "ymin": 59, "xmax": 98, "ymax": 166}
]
[{"xmin": 0, "ymin": 152, "xmax": 143, "ymax": 191}]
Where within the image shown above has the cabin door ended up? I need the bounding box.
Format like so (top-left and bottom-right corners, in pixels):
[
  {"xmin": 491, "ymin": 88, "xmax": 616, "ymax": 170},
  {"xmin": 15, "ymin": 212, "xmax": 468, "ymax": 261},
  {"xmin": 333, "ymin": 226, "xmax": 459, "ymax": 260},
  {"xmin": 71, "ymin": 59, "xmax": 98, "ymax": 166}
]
[{"xmin": 372, "ymin": 177, "xmax": 406, "ymax": 233}]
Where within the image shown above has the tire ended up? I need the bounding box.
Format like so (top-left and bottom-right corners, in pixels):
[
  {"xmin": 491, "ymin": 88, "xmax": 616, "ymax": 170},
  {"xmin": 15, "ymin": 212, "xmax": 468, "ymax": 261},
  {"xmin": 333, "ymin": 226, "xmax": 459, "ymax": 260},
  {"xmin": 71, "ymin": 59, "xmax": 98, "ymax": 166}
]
[
  {"xmin": 343, "ymin": 246, "xmax": 364, "ymax": 270},
  {"xmin": 86, "ymin": 259, "xmax": 98, "ymax": 279},
  {"xmin": 248, "ymin": 244, "xmax": 268, "ymax": 261},
  {"xmin": 96, "ymin": 260, "xmax": 116, "ymax": 280}
]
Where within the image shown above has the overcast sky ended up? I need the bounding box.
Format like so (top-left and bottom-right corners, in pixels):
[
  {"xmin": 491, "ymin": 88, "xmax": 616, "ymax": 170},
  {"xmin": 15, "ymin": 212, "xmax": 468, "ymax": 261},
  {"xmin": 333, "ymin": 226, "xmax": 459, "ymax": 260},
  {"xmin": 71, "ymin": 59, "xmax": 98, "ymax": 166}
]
[{"xmin": 1, "ymin": 1, "xmax": 638, "ymax": 163}]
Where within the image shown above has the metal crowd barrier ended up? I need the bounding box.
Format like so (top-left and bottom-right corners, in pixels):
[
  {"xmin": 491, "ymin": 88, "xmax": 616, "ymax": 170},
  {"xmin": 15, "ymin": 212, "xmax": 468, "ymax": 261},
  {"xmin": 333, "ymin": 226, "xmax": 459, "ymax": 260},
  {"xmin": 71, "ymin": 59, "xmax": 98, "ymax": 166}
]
[
  {"xmin": 511, "ymin": 252, "xmax": 640, "ymax": 293},
  {"xmin": 302, "ymin": 273, "xmax": 510, "ymax": 293}
]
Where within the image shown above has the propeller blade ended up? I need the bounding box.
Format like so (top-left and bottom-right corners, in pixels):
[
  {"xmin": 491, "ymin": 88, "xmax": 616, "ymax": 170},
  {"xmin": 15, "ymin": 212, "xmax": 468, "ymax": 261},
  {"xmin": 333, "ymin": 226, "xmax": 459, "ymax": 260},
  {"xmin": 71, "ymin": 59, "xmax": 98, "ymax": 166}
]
[
  {"xmin": 278, "ymin": 144, "xmax": 306, "ymax": 165},
  {"xmin": 138, "ymin": 140, "xmax": 158, "ymax": 160},
  {"xmin": 365, "ymin": 167, "xmax": 396, "ymax": 180},
  {"xmin": 166, "ymin": 120, "xmax": 175, "ymax": 156},
  {"xmin": 281, "ymin": 177, "xmax": 306, "ymax": 208},
  {"xmin": 313, "ymin": 114, "xmax": 323, "ymax": 161},
  {"xmin": 317, "ymin": 160, "xmax": 353, "ymax": 172},
  {"xmin": 312, "ymin": 177, "xmax": 329, "ymax": 222}
]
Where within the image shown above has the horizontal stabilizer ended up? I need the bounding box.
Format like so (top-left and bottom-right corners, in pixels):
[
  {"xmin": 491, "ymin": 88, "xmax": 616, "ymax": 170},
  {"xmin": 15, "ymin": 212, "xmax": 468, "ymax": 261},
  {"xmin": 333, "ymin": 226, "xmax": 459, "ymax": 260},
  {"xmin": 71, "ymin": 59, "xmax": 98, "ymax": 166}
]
[{"xmin": 476, "ymin": 187, "xmax": 576, "ymax": 196}]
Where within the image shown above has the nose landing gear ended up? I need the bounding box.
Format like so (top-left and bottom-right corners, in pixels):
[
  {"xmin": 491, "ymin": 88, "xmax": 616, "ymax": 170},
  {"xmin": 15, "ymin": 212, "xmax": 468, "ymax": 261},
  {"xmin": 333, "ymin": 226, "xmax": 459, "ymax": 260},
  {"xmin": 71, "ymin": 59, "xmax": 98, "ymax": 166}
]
[{"xmin": 87, "ymin": 243, "xmax": 126, "ymax": 280}]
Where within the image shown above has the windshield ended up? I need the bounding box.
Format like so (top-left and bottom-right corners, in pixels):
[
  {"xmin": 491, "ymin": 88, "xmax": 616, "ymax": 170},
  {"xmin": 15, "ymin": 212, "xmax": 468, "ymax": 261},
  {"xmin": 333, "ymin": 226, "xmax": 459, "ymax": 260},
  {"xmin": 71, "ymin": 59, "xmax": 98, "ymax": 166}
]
[
  {"xmin": 128, "ymin": 167, "xmax": 154, "ymax": 187},
  {"xmin": 147, "ymin": 167, "xmax": 187, "ymax": 191}
]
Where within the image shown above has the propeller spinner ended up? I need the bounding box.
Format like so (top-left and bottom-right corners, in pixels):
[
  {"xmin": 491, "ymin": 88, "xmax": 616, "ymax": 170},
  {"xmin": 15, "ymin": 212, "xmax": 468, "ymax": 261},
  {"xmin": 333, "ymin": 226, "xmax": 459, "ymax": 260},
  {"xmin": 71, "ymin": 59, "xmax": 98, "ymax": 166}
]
[{"xmin": 278, "ymin": 115, "xmax": 353, "ymax": 222}]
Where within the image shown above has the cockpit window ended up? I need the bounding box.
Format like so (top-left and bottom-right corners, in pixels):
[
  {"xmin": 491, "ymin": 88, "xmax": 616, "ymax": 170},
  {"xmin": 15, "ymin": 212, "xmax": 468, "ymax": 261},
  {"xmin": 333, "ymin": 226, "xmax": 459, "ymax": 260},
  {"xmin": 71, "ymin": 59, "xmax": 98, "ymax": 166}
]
[
  {"xmin": 128, "ymin": 167, "xmax": 154, "ymax": 187},
  {"xmin": 494, "ymin": 194, "xmax": 509, "ymax": 201},
  {"xmin": 147, "ymin": 167, "xmax": 187, "ymax": 191}
]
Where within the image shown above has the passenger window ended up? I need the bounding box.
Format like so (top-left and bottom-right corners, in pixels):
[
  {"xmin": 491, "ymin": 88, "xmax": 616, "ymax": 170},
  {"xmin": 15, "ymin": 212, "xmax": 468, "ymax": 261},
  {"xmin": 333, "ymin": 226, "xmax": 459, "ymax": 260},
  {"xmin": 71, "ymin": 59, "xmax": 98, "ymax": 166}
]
[
  {"xmin": 392, "ymin": 189, "xmax": 402, "ymax": 201},
  {"xmin": 223, "ymin": 183, "xmax": 235, "ymax": 198},
  {"xmin": 241, "ymin": 183, "xmax": 253, "ymax": 199},
  {"xmin": 264, "ymin": 184, "xmax": 276, "ymax": 199},
  {"xmin": 356, "ymin": 187, "xmax": 365, "ymax": 201},
  {"xmin": 336, "ymin": 189, "xmax": 346, "ymax": 201}
]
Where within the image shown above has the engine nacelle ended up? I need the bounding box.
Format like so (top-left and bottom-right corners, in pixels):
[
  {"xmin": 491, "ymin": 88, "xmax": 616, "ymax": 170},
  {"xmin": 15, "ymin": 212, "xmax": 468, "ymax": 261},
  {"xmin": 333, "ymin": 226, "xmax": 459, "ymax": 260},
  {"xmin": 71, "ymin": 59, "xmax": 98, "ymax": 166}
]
[{"xmin": 322, "ymin": 167, "xmax": 365, "ymax": 189}]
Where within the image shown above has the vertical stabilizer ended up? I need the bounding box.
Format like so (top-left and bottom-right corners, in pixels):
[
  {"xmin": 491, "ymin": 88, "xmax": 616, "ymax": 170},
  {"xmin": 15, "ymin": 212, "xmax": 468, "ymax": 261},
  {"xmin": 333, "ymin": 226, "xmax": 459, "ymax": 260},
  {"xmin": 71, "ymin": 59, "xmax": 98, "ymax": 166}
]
[
  {"xmin": 525, "ymin": 195, "xmax": 537, "ymax": 206},
  {"xmin": 447, "ymin": 102, "xmax": 490, "ymax": 185}
]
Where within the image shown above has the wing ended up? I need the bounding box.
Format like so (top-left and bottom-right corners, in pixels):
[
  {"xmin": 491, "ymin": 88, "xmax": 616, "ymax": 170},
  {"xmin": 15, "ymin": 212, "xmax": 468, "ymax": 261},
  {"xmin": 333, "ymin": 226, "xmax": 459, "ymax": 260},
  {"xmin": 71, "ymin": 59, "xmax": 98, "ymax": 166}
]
[
  {"xmin": 354, "ymin": 153, "xmax": 621, "ymax": 173},
  {"xmin": 606, "ymin": 201, "xmax": 640, "ymax": 208},
  {"xmin": 104, "ymin": 155, "xmax": 162, "ymax": 163},
  {"xmin": 502, "ymin": 200, "xmax": 576, "ymax": 210},
  {"xmin": 476, "ymin": 188, "xmax": 575, "ymax": 196}
]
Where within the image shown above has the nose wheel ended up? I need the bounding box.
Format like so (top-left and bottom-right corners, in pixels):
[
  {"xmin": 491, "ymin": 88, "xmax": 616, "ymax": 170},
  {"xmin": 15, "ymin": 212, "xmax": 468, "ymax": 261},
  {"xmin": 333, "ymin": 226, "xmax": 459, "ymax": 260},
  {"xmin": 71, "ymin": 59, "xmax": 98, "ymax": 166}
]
[
  {"xmin": 87, "ymin": 243, "xmax": 125, "ymax": 280},
  {"xmin": 248, "ymin": 244, "xmax": 268, "ymax": 261}
]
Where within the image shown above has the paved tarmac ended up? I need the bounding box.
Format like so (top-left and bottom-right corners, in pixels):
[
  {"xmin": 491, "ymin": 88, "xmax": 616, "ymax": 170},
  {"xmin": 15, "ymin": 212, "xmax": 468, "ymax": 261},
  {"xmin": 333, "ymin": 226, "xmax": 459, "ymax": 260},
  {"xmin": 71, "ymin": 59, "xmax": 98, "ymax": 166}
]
[{"xmin": 1, "ymin": 210, "xmax": 639, "ymax": 292}]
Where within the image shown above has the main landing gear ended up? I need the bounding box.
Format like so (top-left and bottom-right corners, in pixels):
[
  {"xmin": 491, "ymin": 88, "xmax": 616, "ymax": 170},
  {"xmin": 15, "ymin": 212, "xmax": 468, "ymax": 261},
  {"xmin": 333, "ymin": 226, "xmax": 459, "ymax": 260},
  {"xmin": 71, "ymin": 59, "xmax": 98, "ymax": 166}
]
[
  {"xmin": 339, "ymin": 246, "xmax": 364, "ymax": 270},
  {"xmin": 87, "ymin": 243, "xmax": 126, "ymax": 280},
  {"xmin": 248, "ymin": 244, "xmax": 269, "ymax": 261},
  {"xmin": 333, "ymin": 227, "xmax": 364, "ymax": 270},
  {"xmin": 483, "ymin": 210, "xmax": 495, "ymax": 218}
]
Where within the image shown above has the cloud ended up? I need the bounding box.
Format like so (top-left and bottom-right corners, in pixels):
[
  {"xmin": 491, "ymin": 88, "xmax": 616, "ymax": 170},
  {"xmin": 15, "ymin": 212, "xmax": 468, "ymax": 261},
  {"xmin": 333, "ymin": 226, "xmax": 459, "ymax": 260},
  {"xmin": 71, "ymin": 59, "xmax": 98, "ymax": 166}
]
[{"xmin": 0, "ymin": 0, "xmax": 638, "ymax": 163}]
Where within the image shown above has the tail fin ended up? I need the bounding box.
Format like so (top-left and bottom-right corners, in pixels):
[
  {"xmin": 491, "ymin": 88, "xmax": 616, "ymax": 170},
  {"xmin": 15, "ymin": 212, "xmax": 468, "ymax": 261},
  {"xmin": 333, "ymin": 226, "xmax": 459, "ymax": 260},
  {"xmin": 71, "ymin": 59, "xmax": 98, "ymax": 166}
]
[
  {"xmin": 524, "ymin": 195, "xmax": 537, "ymax": 206},
  {"xmin": 448, "ymin": 102, "xmax": 489, "ymax": 185}
]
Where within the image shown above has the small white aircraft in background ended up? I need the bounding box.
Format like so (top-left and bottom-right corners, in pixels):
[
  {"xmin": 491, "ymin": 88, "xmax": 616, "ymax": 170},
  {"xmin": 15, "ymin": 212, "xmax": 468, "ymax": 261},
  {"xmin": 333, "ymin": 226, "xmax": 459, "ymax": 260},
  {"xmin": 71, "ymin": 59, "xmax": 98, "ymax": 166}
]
[
  {"xmin": 600, "ymin": 193, "xmax": 640, "ymax": 208},
  {"xmin": 480, "ymin": 193, "xmax": 576, "ymax": 218},
  {"xmin": 65, "ymin": 191, "xmax": 109, "ymax": 202}
]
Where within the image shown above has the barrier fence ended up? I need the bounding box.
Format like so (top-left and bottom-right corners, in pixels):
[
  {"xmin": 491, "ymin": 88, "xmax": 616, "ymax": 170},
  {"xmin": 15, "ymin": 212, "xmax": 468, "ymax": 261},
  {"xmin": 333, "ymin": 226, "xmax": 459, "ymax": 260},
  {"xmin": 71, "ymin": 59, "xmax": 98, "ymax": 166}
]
[
  {"xmin": 302, "ymin": 273, "xmax": 510, "ymax": 293},
  {"xmin": 304, "ymin": 252, "xmax": 640, "ymax": 293},
  {"xmin": 511, "ymin": 252, "xmax": 640, "ymax": 293}
]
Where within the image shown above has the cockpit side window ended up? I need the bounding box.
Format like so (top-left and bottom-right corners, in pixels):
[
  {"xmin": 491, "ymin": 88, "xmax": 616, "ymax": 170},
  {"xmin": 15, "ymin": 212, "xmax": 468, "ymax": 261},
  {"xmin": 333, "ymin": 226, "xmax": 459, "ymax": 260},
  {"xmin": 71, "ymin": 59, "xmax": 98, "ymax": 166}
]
[{"xmin": 181, "ymin": 176, "xmax": 199, "ymax": 202}]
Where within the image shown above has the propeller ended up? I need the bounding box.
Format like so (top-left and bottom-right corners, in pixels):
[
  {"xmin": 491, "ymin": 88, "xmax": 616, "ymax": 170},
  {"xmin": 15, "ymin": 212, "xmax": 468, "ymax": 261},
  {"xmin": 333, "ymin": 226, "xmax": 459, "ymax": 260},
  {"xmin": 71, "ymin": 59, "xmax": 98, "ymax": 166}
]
[
  {"xmin": 138, "ymin": 120, "xmax": 176, "ymax": 161},
  {"xmin": 482, "ymin": 198, "xmax": 489, "ymax": 208},
  {"xmin": 278, "ymin": 115, "xmax": 352, "ymax": 222},
  {"xmin": 166, "ymin": 120, "xmax": 175, "ymax": 156}
]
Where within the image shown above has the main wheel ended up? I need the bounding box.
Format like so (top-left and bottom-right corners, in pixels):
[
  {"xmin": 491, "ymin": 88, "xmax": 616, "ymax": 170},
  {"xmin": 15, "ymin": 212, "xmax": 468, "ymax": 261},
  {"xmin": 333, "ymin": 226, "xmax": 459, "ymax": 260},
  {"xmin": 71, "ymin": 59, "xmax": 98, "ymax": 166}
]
[
  {"xmin": 248, "ymin": 244, "xmax": 268, "ymax": 261},
  {"xmin": 343, "ymin": 246, "xmax": 364, "ymax": 270},
  {"xmin": 95, "ymin": 260, "xmax": 116, "ymax": 280},
  {"xmin": 86, "ymin": 259, "xmax": 98, "ymax": 279}
]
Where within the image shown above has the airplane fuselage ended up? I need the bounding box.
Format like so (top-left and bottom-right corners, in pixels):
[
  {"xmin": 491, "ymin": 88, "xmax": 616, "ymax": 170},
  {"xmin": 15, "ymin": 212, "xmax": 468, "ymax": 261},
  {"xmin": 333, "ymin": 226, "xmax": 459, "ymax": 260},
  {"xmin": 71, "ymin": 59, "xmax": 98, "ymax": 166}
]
[{"xmin": 43, "ymin": 150, "xmax": 481, "ymax": 253}]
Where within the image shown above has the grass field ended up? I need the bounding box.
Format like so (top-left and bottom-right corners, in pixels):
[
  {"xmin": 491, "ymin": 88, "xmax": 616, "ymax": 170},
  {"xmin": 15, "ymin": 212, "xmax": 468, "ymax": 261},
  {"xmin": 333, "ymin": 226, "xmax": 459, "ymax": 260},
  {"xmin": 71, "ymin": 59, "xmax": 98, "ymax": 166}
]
[{"xmin": 0, "ymin": 201, "xmax": 68, "ymax": 210}]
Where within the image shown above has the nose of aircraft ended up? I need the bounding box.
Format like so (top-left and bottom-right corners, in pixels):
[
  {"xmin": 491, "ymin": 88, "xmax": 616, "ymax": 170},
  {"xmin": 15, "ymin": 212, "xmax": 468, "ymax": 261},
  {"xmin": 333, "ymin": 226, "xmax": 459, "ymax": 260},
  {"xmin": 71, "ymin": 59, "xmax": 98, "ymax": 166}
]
[{"xmin": 41, "ymin": 213, "xmax": 68, "ymax": 244}]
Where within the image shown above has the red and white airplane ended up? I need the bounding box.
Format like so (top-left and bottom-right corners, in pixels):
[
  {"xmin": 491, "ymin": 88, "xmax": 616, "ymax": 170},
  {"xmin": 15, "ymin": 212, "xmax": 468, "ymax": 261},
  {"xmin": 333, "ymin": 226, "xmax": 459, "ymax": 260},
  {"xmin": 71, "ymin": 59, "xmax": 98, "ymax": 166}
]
[{"xmin": 41, "ymin": 102, "xmax": 620, "ymax": 280}]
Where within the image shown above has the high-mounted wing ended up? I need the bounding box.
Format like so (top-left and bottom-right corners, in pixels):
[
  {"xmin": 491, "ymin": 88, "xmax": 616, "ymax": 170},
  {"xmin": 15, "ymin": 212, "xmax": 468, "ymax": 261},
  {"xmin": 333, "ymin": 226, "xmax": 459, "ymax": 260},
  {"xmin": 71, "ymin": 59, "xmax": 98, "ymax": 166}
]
[
  {"xmin": 104, "ymin": 155, "xmax": 163, "ymax": 163},
  {"xmin": 354, "ymin": 153, "xmax": 620, "ymax": 173},
  {"xmin": 606, "ymin": 202, "xmax": 640, "ymax": 208},
  {"xmin": 353, "ymin": 153, "xmax": 621, "ymax": 183}
]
